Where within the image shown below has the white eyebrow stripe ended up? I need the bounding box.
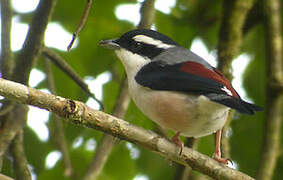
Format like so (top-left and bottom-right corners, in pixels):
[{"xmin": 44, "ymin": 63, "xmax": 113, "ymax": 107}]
[{"xmin": 133, "ymin": 35, "xmax": 175, "ymax": 49}]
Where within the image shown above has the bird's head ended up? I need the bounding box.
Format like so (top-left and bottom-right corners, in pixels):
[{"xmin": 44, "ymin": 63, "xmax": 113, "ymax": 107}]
[{"xmin": 100, "ymin": 29, "xmax": 178, "ymax": 74}]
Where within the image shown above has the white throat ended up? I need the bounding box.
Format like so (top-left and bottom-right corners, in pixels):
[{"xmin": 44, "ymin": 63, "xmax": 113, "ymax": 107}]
[{"xmin": 115, "ymin": 48, "xmax": 150, "ymax": 79}]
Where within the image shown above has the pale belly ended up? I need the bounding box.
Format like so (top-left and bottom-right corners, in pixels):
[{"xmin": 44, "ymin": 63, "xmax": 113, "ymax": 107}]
[{"xmin": 128, "ymin": 80, "xmax": 229, "ymax": 138}]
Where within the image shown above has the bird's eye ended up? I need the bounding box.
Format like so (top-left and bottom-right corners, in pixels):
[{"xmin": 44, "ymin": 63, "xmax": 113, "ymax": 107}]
[{"xmin": 131, "ymin": 41, "xmax": 142, "ymax": 52}]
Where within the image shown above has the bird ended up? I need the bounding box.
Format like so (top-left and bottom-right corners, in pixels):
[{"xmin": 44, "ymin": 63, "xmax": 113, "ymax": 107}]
[{"xmin": 100, "ymin": 29, "xmax": 262, "ymax": 164}]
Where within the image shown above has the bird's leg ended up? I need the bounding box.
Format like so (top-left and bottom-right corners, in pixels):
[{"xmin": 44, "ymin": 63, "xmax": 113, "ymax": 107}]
[
  {"xmin": 213, "ymin": 129, "xmax": 232, "ymax": 165},
  {"xmin": 171, "ymin": 131, "xmax": 183, "ymax": 155}
]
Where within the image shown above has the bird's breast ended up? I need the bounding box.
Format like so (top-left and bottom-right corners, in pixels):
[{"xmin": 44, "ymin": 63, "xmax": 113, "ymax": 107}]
[{"xmin": 128, "ymin": 78, "xmax": 229, "ymax": 138}]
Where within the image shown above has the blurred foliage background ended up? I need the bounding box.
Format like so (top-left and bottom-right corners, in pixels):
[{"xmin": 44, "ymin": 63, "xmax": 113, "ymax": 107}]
[{"xmin": 0, "ymin": 0, "xmax": 282, "ymax": 180}]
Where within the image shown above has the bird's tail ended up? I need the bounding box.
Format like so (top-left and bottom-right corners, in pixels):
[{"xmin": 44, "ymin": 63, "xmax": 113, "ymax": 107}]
[
  {"xmin": 206, "ymin": 93, "xmax": 263, "ymax": 115},
  {"xmin": 238, "ymin": 100, "xmax": 263, "ymax": 115}
]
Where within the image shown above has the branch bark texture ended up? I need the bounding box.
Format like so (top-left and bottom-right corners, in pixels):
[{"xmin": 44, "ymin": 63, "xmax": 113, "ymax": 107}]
[
  {"xmin": 256, "ymin": 0, "xmax": 283, "ymax": 179},
  {"xmin": 0, "ymin": 173, "xmax": 14, "ymax": 180},
  {"xmin": 12, "ymin": 0, "xmax": 57, "ymax": 84},
  {"xmin": 217, "ymin": 0, "xmax": 254, "ymax": 78},
  {"xmin": 0, "ymin": 0, "xmax": 13, "ymax": 78},
  {"xmin": 0, "ymin": 78, "xmax": 255, "ymax": 180},
  {"xmin": 138, "ymin": 0, "xmax": 155, "ymax": 29}
]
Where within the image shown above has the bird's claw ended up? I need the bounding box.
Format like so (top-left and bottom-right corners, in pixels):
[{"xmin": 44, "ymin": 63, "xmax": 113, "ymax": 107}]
[
  {"xmin": 213, "ymin": 154, "xmax": 233, "ymax": 165},
  {"xmin": 171, "ymin": 132, "xmax": 183, "ymax": 155}
]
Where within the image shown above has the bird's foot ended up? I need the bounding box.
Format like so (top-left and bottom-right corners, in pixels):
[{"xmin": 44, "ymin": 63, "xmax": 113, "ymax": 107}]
[
  {"xmin": 213, "ymin": 153, "xmax": 233, "ymax": 165},
  {"xmin": 213, "ymin": 129, "xmax": 233, "ymax": 166},
  {"xmin": 171, "ymin": 132, "xmax": 183, "ymax": 155}
]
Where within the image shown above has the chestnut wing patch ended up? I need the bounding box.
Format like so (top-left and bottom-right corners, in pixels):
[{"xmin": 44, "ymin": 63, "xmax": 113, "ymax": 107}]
[
  {"xmin": 135, "ymin": 61, "xmax": 262, "ymax": 114},
  {"xmin": 180, "ymin": 62, "xmax": 239, "ymax": 98},
  {"xmin": 135, "ymin": 61, "xmax": 231, "ymax": 96}
]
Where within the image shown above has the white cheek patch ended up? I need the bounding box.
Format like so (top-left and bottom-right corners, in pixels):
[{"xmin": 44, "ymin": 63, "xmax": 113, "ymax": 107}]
[
  {"xmin": 133, "ymin": 35, "xmax": 175, "ymax": 49},
  {"xmin": 221, "ymin": 86, "xmax": 233, "ymax": 96},
  {"xmin": 115, "ymin": 48, "xmax": 150, "ymax": 63}
]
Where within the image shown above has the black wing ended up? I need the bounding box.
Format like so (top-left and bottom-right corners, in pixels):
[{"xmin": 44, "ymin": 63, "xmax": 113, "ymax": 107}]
[{"xmin": 135, "ymin": 61, "xmax": 262, "ymax": 114}]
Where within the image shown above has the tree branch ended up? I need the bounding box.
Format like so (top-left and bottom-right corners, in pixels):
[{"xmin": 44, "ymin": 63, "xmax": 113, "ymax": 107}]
[
  {"xmin": 0, "ymin": 78, "xmax": 255, "ymax": 180},
  {"xmin": 0, "ymin": 104, "xmax": 28, "ymax": 158},
  {"xmin": 43, "ymin": 59, "xmax": 75, "ymax": 178},
  {"xmin": 0, "ymin": 173, "xmax": 14, "ymax": 180},
  {"xmin": 67, "ymin": 0, "xmax": 92, "ymax": 51},
  {"xmin": 10, "ymin": 132, "xmax": 32, "ymax": 180},
  {"xmin": 83, "ymin": 78, "xmax": 130, "ymax": 180},
  {"xmin": 217, "ymin": 0, "xmax": 254, "ymax": 78},
  {"xmin": 12, "ymin": 0, "xmax": 57, "ymax": 84},
  {"xmin": 217, "ymin": 0, "xmax": 254, "ymax": 161},
  {"xmin": 256, "ymin": 0, "xmax": 283, "ymax": 179},
  {"xmin": 243, "ymin": 1, "xmax": 263, "ymax": 35},
  {"xmin": 0, "ymin": 101, "xmax": 14, "ymax": 116},
  {"xmin": 83, "ymin": 134, "xmax": 118, "ymax": 180},
  {"xmin": 175, "ymin": 138, "xmax": 199, "ymax": 180},
  {"xmin": 0, "ymin": 1, "xmax": 14, "ymax": 167},
  {"xmin": 0, "ymin": 0, "xmax": 57, "ymax": 165},
  {"xmin": 42, "ymin": 47, "xmax": 103, "ymax": 110},
  {"xmin": 138, "ymin": 0, "xmax": 155, "ymax": 29},
  {"xmin": 0, "ymin": 0, "xmax": 13, "ymax": 78}
]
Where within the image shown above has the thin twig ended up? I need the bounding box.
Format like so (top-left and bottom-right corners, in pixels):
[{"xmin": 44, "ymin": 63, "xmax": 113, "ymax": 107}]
[
  {"xmin": 83, "ymin": 134, "xmax": 119, "ymax": 180},
  {"xmin": 138, "ymin": 0, "xmax": 155, "ymax": 29},
  {"xmin": 10, "ymin": 132, "xmax": 32, "ymax": 180},
  {"xmin": 0, "ymin": 104, "xmax": 28, "ymax": 158},
  {"xmin": 83, "ymin": 78, "xmax": 130, "ymax": 180},
  {"xmin": 0, "ymin": 101, "xmax": 14, "ymax": 116},
  {"xmin": 43, "ymin": 59, "xmax": 76, "ymax": 179},
  {"xmin": 42, "ymin": 47, "xmax": 104, "ymax": 110},
  {"xmin": 0, "ymin": 78, "xmax": 255, "ymax": 180},
  {"xmin": 67, "ymin": 0, "xmax": 92, "ymax": 51},
  {"xmin": 256, "ymin": 0, "xmax": 282, "ymax": 179}
]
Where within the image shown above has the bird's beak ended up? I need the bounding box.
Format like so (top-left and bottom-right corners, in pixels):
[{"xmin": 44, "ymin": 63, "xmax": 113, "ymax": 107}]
[{"xmin": 99, "ymin": 39, "xmax": 120, "ymax": 49}]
